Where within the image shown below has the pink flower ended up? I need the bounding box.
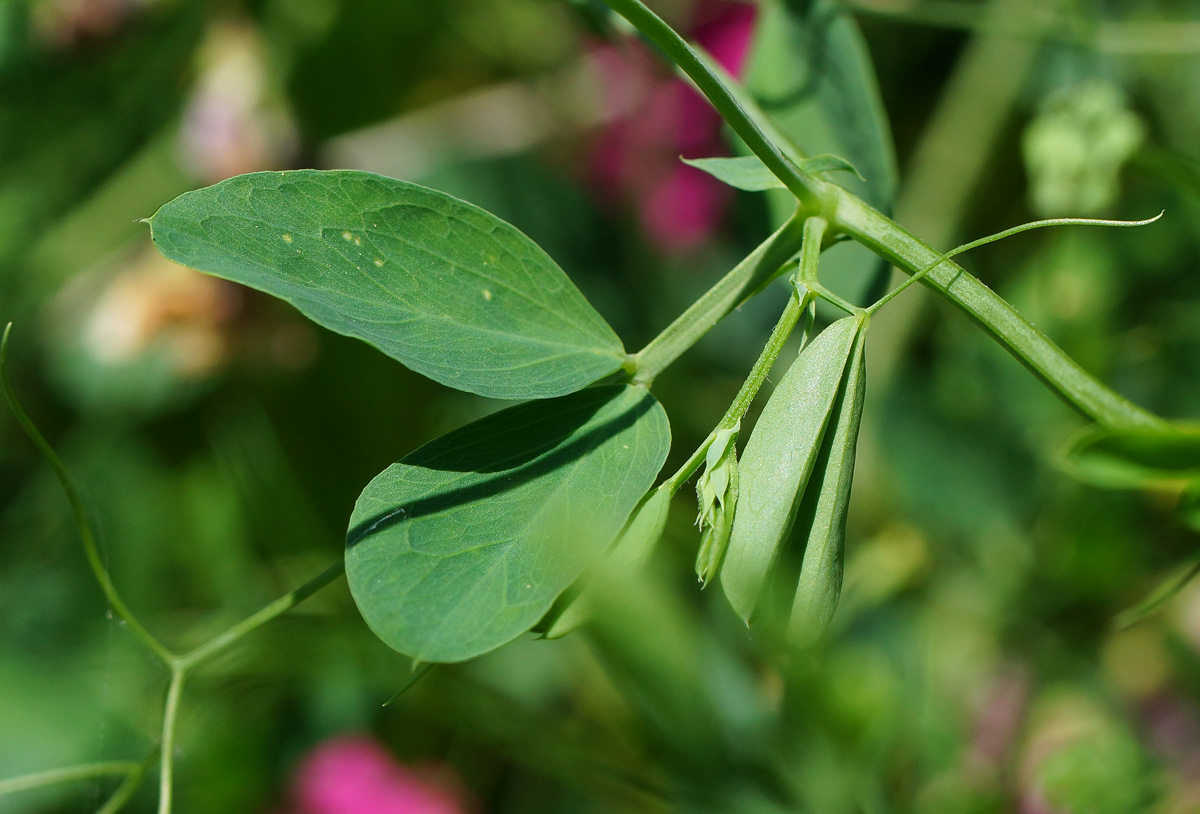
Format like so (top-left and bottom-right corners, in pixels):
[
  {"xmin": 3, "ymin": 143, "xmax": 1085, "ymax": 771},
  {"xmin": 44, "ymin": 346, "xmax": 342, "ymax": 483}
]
[
  {"xmin": 587, "ymin": 1, "xmax": 758, "ymax": 253},
  {"xmin": 285, "ymin": 735, "xmax": 468, "ymax": 814}
]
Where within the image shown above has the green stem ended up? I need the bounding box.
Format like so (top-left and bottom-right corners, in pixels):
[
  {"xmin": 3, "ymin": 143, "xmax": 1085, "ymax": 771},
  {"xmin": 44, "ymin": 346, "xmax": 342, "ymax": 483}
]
[
  {"xmin": 176, "ymin": 561, "xmax": 345, "ymax": 670},
  {"xmin": 831, "ymin": 194, "xmax": 1168, "ymax": 430},
  {"xmin": 808, "ymin": 283, "xmax": 861, "ymax": 316},
  {"xmin": 157, "ymin": 667, "xmax": 185, "ymax": 814},
  {"xmin": 96, "ymin": 751, "xmax": 158, "ymax": 814},
  {"xmin": 865, "ymin": 212, "xmax": 1163, "ymax": 315},
  {"xmin": 602, "ymin": 0, "xmax": 1169, "ymax": 432},
  {"xmin": 633, "ymin": 214, "xmax": 807, "ymax": 385},
  {"xmin": 1, "ymin": 324, "xmax": 177, "ymax": 665},
  {"xmin": 599, "ymin": 0, "xmax": 830, "ymax": 211},
  {"xmin": 665, "ymin": 218, "xmax": 827, "ymax": 493},
  {"xmin": 153, "ymin": 560, "xmax": 342, "ymax": 810},
  {"xmin": 0, "ymin": 761, "xmax": 140, "ymax": 797}
]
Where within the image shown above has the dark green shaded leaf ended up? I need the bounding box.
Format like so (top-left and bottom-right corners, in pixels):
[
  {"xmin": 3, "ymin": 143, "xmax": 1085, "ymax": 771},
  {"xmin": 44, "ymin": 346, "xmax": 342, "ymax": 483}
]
[
  {"xmin": 1063, "ymin": 424, "xmax": 1200, "ymax": 488},
  {"xmin": 789, "ymin": 320, "xmax": 868, "ymax": 646},
  {"xmin": 721, "ymin": 317, "xmax": 860, "ymax": 623},
  {"xmin": 345, "ymin": 384, "xmax": 670, "ymax": 662},
  {"xmin": 149, "ymin": 170, "xmax": 627, "ymax": 399}
]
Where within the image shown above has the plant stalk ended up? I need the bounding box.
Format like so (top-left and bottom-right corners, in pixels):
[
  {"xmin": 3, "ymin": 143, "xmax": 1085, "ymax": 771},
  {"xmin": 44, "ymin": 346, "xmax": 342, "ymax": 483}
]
[
  {"xmin": 157, "ymin": 667, "xmax": 186, "ymax": 814},
  {"xmin": 2, "ymin": 324, "xmax": 177, "ymax": 665},
  {"xmin": 599, "ymin": 0, "xmax": 831, "ymax": 212},
  {"xmin": 633, "ymin": 215, "xmax": 807, "ymax": 384},
  {"xmin": 0, "ymin": 762, "xmax": 140, "ymax": 797},
  {"xmin": 665, "ymin": 217, "xmax": 827, "ymax": 492},
  {"xmin": 176, "ymin": 561, "xmax": 345, "ymax": 670},
  {"xmin": 831, "ymin": 193, "xmax": 1167, "ymax": 430}
]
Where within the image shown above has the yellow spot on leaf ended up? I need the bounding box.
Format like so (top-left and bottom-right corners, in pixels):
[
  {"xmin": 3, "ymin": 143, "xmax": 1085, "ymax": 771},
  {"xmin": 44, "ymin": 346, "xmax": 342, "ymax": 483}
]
[
  {"xmin": 373, "ymin": 258, "xmax": 384, "ymax": 267},
  {"xmin": 482, "ymin": 289, "xmax": 492, "ymax": 301},
  {"xmin": 342, "ymin": 231, "xmax": 353, "ymax": 241},
  {"xmin": 281, "ymin": 234, "xmax": 293, "ymax": 243}
]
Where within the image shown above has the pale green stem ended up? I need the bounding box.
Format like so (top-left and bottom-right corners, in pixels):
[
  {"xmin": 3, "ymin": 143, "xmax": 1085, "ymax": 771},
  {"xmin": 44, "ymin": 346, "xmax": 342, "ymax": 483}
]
[
  {"xmin": 157, "ymin": 667, "xmax": 185, "ymax": 814},
  {"xmin": 599, "ymin": 0, "xmax": 831, "ymax": 212},
  {"xmin": 0, "ymin": 762, "xmax": 139, "ymax": 797},
  {"xmin": 5, "ymin": 322, "xmax": 349, "ymax": 814},
  {"xmin": 664, "ymin": 217, "xmax": 827, "ymax": 493},
  {"xmin": 793, "ymin": 217, "xmax": 862, "ymax": 315},
  {"xmin": 866, "ymin": 212, "xmax": 1164, "ymax": 314},
  {"xmin": 2, "ymin": 324, "xmax": 177, "ymax": 665},
  {"xmin": 632, "ymin": 214, "xmax": 807, "ymax": 385},
  {"xmin": 152, "ymin": 560, "xmax": 342, "ymax": 812},
  {"xmin": 831, "ymin": 194, "xmax": 1168, "ymax": 430},
  {"xmin": 176, "ymin": 561, "xmax": 345, "ymax": 670},
  {"xmin": 601, "ymin": 0, "xmax": 1170, "ymax": 431},
  {"xmin": 807, "ymin": 283, "xmax": 861, "ymax": 316},
  {"xmin": 97, "ymin": 751, "xmax": 158, "ymax": 814}
]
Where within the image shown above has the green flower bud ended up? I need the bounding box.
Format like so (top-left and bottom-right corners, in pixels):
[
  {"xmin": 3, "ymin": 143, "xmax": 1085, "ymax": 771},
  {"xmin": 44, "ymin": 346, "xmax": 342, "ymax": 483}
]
[{"xmin": 695, "ymin": 423, "xmax": 740, "ymax": 586}]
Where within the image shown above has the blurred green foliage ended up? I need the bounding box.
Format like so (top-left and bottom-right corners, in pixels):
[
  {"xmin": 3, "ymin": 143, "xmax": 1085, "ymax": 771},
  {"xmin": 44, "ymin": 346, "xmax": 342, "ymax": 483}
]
[{"xmin": 3, "ymin": 0, "xmax": 1200, "ymax": 812}]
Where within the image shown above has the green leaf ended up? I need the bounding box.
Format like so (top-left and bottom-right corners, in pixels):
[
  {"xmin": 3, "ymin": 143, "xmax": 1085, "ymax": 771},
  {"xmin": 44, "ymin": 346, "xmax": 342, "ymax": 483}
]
[
  {"xmin": 1063, "ymin": 424, "xmax": 1200, "ymax": 489},
  {"xmin": 801, "ymin": 154, "xmax": 865, "ymax": 180},
  {"xmin": 744, "ymin": 0, "xmax": 898, "ymax": 302},
  {"xmin": 683, "ymin": 156, "xmax": 786, "ymax": 191},
  {"xmin": 540, "ymin": 484, "xmax": 672, "ymax": 639},
  {"xmin": 789, "ymin": 320, "xmax": 868, "ymax": 647},
  {"xmin": 720, "ymin": 316, "xmax": 861, "ymax": 623},
  {"xmin": 683, "ymin": 154, "xmax": 862, "ymax": 192},
  {"xmin": 149, "ymin": 170, "xmax": 627, "ymax": 400},
  {"xmin": 345, "ymin": 384, "xmax": 670, "ymax": 662}
]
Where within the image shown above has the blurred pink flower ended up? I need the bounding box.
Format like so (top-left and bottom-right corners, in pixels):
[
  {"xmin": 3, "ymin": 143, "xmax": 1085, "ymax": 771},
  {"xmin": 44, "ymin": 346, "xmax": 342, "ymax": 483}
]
[
  {"xmin": 286, "ymin": 735, "xmax": 468, "ymax": 814},
  {"xmin": 588, "ymin": 0, "xmax": 757, "ymax": 253}
]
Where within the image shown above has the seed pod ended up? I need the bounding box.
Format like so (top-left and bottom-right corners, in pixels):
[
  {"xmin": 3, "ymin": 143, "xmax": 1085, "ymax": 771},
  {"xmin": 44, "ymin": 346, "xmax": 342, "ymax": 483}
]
[
  {"xmin": 788, "ymin": 321, "xmax": 868, "ymax": 647},
  {"xmin": 720, "ymin": 316, "xmax": 861, "ymax": 624},
  {"xmin": 540, "ymin": 485, "xmax": 672, "ymax": 639},
  {"xmin": 695, "ymin": 423, "xmax": 740, "ymax": 586}
]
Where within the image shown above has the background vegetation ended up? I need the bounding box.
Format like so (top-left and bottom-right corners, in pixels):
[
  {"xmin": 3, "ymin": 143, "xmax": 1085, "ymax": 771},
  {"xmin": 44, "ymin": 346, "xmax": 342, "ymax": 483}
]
[{"xmin": 2, "ymin": 0, "xmax": 1200, "ymax": 811}]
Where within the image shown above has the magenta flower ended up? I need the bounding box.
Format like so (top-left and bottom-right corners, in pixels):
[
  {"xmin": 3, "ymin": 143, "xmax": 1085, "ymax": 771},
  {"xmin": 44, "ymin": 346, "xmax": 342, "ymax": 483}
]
[
  {"xmin": 587, "ymin": 0, "xmax": 758, "ymax": 253},
  {"xmin": 286, "ymin": 735, "xmax": 468, "ymax": 814}
]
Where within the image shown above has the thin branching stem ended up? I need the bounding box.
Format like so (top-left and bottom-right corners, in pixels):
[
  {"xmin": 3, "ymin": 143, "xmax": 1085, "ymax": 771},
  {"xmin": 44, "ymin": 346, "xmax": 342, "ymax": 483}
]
[
  {"xmin": 157, "ymin": 667, "xmax": 185, "ymax": 814},
  {"xmin": 0, "ymin": 761, "xmax": 139, "ymax": 797},
  {"xmin": 633, "ymin": 215, "xmax": 808, "ymax": 385},
  {"xmin": 865, "ymin": 212, "xmax": 1165, "ymax": 314},
  {"xmin": 176, "ymin": 561, "xmax": 345, "ymax": 670},
  {"xmin": 665, "ymin": 217, "xmax": 827, "ymax": 493},
  {"xmin": 3, "ymin": 324, "xmax": 349, "ymax": 813},
  {"xmin": 96, "ymin": 751, "xmax": 158, "ymax": 814},
  {"xmin": 601, "ymin": 1, "xmax": 1170, "ymax": 430},
  {"xmin": 1, "ymin": 324, "xmax": 177, "ymax": 664},
  {"xmin": 600, "ymin": 0, "xmax": 831, "ymax": 211}
]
